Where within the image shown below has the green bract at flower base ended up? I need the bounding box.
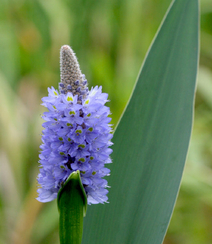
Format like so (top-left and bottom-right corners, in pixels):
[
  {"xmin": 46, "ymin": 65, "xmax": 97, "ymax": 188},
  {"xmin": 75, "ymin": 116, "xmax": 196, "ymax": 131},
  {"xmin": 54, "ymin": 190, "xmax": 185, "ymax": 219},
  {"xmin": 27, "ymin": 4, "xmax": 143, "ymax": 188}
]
[{"xmin": 57, "ymin": 170, "xmax": 87, "ymax": 244}]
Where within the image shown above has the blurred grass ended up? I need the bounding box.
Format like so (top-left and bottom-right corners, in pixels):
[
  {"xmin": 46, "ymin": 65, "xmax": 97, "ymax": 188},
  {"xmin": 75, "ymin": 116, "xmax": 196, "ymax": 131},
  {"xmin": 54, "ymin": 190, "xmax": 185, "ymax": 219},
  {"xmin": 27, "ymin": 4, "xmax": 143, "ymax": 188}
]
[{"xmin": 0, "ymin": 0, "xmax": 211, "ymax": 243}]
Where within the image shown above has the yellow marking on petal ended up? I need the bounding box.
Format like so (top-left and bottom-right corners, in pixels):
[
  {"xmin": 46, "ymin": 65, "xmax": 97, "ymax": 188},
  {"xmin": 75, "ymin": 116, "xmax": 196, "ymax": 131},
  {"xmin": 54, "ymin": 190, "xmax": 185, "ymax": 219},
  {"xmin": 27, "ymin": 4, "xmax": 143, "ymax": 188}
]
[
  {"xmin": 90, "ymin": 156, "xmax": 94, "ymax": 160},
  {"xmin": 87, "ymin": 113, "xmax": 91, "ymax": 117},
  {"xmin": 53, "ymin": 105, "xmax": 56, "ymax": 109},
  {"xmin": 67, "ymin": 123, "xmax": 73, "ymax": 126},
  {"xmin": 85, "ymin": 99, "xmax": 90, "ymax": 105},
  {"xmin": 67, "ymin": 96, "xmax": 73, "ymax": 102},
  {"xmin": 69, "ymin": 111, "xmax": 75, "ymax": 115},
  {"xmin": 88, "ymin": 127, "xmax": 93, "ymax": 132},
  {"xmin": 92, "ymin": 171, "xmax": 96, "ymax": 175},
  {"xmin": 68, "ymin": 138, "xmax": 71, "ymax": 142},
  {"xmin": 60, "ymin": 152, "xmax": 65, "ymax": 155},
  {"xmin": 54, "ymin": 91, "xmax": 58, "ymax": 95},
  {"xmin": 81, "ymin": 171, "xmax": 85, "ymax": 174},
  {"xmin": 59, "ymin": 137, "xmax": 63, "ymax": 141},
  {"xmin": 79, "ymin": 158, "xmax": 85, "ymax": 162},
  {"xmin": 76, "ymin": 129, "xmax": 82, "ymax": 134},
  {"xmin": 60, "ymin": 165, "xmax": 65, "ymax": 169},
  {"xmin": 78, "ymin": 144, "xmax": 85, "ymax": 148}
]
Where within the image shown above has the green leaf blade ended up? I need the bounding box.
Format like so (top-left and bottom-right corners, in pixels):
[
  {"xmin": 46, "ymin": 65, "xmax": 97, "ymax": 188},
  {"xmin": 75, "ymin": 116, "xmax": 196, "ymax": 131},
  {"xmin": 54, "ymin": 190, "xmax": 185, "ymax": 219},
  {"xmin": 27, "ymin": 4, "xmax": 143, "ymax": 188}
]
[{"xmin": 83, "ymin": 0, "xmax": 199, "ymax": 243}]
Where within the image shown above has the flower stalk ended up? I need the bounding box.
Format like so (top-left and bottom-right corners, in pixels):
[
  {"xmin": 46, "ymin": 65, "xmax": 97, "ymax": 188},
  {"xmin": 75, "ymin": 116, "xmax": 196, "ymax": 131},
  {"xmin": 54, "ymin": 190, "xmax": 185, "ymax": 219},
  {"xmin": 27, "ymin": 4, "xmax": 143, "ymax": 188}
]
[{"xmin": 37, "ymin": 45, "xmax": 113, "ymax": 243}]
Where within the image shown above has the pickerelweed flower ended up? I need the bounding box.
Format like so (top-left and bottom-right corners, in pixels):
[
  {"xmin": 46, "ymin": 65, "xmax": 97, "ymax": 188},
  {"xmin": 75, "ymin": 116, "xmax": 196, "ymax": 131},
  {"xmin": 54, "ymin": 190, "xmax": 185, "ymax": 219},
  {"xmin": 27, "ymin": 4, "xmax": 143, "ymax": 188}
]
[{"xmin": 37, "ymin": 45, "xmax": 113, "ymax": 204}]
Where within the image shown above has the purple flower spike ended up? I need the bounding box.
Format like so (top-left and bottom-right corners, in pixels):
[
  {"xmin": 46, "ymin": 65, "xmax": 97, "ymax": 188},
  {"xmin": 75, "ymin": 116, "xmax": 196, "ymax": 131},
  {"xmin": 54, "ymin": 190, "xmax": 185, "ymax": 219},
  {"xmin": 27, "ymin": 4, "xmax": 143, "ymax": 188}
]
[{"xmin": 37, "ymin": 45, "xmax": 113, "ymax": 205}]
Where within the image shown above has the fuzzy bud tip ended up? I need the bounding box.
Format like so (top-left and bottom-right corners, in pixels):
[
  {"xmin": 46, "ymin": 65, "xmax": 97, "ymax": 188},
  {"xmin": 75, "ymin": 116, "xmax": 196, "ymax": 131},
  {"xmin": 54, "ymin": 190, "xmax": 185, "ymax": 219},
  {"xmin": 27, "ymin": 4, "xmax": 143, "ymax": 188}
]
[{"xmin": 60, "ymin": 45, "xmax": 88, "ymax": 98}]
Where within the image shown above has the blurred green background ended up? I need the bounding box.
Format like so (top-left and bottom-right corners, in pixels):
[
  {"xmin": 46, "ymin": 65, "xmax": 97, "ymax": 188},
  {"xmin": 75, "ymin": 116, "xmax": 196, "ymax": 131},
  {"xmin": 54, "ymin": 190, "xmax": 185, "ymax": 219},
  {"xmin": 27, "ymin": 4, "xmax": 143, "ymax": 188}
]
[{"xmin": 0, "ymin": 0, "xmax": 211, "ymax": 243}]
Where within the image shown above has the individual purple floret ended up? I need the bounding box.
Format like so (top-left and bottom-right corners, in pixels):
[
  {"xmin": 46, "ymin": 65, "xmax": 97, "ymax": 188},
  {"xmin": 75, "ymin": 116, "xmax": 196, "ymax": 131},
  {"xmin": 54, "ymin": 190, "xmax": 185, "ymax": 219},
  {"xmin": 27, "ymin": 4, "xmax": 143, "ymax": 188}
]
[{"xmin": 37, "ymin": 86, "xmax": 113, "ymax": 204}]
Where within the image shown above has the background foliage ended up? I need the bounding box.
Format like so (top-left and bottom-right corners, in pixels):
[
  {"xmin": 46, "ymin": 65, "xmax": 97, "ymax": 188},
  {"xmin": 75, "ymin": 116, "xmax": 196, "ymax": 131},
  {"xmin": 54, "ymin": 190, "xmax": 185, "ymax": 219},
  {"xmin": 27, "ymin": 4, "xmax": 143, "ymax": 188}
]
[{"xmin": 0, "ymin": 0, "xmax": 211, "ymax": 243}]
